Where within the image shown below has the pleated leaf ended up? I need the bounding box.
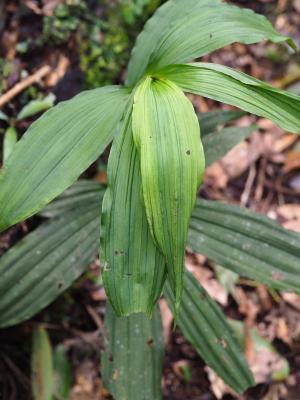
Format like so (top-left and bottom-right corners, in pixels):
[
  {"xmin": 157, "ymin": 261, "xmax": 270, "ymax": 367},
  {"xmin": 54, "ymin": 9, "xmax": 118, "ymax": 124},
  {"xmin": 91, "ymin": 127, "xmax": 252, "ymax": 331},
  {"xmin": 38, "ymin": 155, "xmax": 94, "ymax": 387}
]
[
  {"xmin": 164, "ymin": 272, "xmax": 254, "ymax": 393},
  {"xmin": 40, "ymin": 179, "xmax": 103, "ymax": 218},
  {"xmin": 159, "ymin": 63, "xmax": 300, "ymax": 134},
  {"xmin": 31, "ymin": 326, "xmax": 53, "ymax": 400},
  {"xmin": 133, "ymin": 77, "xmax": 205, "ymax": 312},
  {"xmin": 102, "ymin": 303, "xmax": 164, "ymax": 400},
  {"xmin": 41, "ymin": 180, "xmax": 300, "ymax": 298},
  {"xmin": 203, "ymin": 125, "xmax": 256, "ymax": 166},
  {"xmin": 0, "ymin": 202, "xmax": 101, "ymax": 328},
  {"xmin": 126, "ymin": 0, "xmax": 296, "ymax": 86},
  {"xmin": 199, "ymin": 110, "xmax": 246, "ymax": 136},
  {"xmin": 0, "ymin": 86, "xmax": 129, "ymax": 232},
  {"xmin": 189, "ymin": 199, "xmax": 300, "ymax": 293},
  {"xmin": 100, "ymin": 103, "xmax": 166, "ymax": 317}
]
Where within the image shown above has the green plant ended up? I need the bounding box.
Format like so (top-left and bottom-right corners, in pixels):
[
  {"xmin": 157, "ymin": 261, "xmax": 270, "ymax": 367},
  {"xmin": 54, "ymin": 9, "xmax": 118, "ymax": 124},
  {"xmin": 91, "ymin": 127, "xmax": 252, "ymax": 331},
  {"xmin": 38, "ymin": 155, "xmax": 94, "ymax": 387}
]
[
  {"xmin": 1, "ymin": 0, "xmax": 300, "ymax": 398},
  {"xmin": 0, "ymin": 94, "xmax": 55, "ymax": 164}
]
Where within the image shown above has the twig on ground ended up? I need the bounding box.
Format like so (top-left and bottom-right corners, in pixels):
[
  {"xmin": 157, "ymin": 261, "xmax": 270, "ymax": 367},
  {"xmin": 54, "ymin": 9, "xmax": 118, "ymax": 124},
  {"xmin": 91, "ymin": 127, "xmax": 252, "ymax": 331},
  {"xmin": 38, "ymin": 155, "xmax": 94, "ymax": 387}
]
[{"xmin": 0, "ymin": 65, "xmax": 51, "ymax": 108}]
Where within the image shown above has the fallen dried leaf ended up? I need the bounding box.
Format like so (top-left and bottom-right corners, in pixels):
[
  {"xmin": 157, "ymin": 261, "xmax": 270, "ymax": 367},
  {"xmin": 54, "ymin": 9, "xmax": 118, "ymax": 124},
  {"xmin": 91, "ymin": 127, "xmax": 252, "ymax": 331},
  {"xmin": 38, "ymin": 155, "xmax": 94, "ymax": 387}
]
[
  {"xmin": 277, "ymin": 204, "xmax": 300, "ymax": 233},
  {"xmin": 284, "ymin": 151, "xmax": 300, "ymax": 173},
  {"xmin": 186, "ymin": 261, "xmax": 228, "ymax": 306}
]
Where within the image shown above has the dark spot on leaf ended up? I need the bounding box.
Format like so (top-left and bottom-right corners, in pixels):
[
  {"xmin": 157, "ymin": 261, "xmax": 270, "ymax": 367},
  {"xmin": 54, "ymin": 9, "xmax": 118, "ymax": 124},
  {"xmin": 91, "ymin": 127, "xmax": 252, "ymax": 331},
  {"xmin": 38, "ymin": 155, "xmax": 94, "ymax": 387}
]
[
  {"xmin": 124, "ymin": 273, "xmax": 132, "ymax": 277},
  {"xmin": 146, "ymin": 337, "xmax": 154, "ymax": 347},
  {"xmin": 209, "ymin": 33, "xmax": 213, "ymax": 38},
  {"xmin": 199, "ymin": 291, "xmax": 206, "ymax": 300},
  {"xmin": 58, "ymin": 282, "xmax": 63, "ymax": 289},
  {"xmin": 186, "ymin": 150, "xmax": 191, "ymax": 155},
  {"xmin": 114, "ymin": 250, "xmax": 124, "ymax": 256},
  {"xmin": 109, "ymin": 353, "xmax": 114, "ymax": 362}
]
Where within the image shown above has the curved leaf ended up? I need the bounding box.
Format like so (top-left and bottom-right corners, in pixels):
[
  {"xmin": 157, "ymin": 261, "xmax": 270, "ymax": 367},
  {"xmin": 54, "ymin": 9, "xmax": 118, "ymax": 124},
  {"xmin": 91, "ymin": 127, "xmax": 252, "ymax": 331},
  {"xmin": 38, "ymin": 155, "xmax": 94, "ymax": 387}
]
[
  {"xmin": 164, "ymin": 272, "xmax": 254, "ymax": 393},
  {"xmin": 17, "ymin": 94, "xmax": 56, "ymax": 121},
  {"xmin": 158, "ymin": 63, "xmax": 300, "ymax": 134},
  {"xmin": 126, "ymin": 0, "xmax": 295, "ymax": 86},
  {"xmin": 0, "ymin": 202, "xmax": 102, "ymax": 328},
  {"xmin": 102, "ymin": 303, "xmax": 164, "ymax": 400},
  {"xmin": 0, "ymin": 86, "xmax": 129, "ymax": 232},
  {"xmin": 133, "ymin": 77, "xmax": 205, "ymax": 312},
  {"xmin": 31, "ymin": 326, "xmax": 53, "ymax": 400},
  {"xmin": 100, "ymin": 102, "xmax": 166, "ymax": 317},
  {"xmin": 53, "ymin": 344, "xmax": 72, "ymax": 400},
  {"xmin": 189, "ymin": 199, "xmax": 300, "ymax": 293}
]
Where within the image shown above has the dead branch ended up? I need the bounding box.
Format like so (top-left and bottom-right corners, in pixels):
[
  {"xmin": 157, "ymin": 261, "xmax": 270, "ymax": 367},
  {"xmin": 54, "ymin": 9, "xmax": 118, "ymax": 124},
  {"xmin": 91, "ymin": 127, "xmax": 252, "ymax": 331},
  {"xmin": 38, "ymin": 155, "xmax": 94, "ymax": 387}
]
[{"xmin": 0, "ymin": 65, "xmax": 51, "ymax": 108}]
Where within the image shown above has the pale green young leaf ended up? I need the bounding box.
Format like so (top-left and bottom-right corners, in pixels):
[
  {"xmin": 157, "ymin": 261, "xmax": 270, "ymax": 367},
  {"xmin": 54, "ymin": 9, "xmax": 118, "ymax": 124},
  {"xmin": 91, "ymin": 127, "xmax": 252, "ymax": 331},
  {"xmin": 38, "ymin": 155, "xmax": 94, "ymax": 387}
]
[
  {"xmin": 100, "ymin": 102, "xmax": 166, "ymax": 317},
  {"xmin": 102, "ymin": 303, "xmax": 164, "ymax": 400},
  {"xmin": 31, "ymin": 326, "xmax": 53, "ymax": 400},
  {"xmin": 3, "ymin": 126, "xmax": 17, "ymax": 164},
  {"xmin": 17, "ymin": 93, "xmax": 56, "ymax": 121},
  {"xmin": 158, "ymin": 63, "xmax": 300, "ymax": 134},
  {"xmin": 53, "ymin": 345, "xmax": 72, "ymax": 400},
  {"xmin": 126, "ymin": 0, "xmax": 296, "ymax": 86},
  {"xmin": 164, "ymin": 272, "xmax": 254, "ymax": 393},
  {"xmin": 133, "ymin": 77, "xmax": 205, "ymax": 312},
  {"xmin": 0, "ymin": 86, "xmax": 129, "ymax": 232}
]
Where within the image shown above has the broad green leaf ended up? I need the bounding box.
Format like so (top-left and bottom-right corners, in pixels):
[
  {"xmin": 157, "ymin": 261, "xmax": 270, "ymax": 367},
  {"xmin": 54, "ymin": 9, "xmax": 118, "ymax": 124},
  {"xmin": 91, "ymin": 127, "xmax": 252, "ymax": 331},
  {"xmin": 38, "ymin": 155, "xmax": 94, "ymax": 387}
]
[
  {"xmin": 199, "ymin": 110, "xmax": 246, "ymax": 136},
  {"xmin": 228, "ymin": 319, "xmax": 290, "ymax": 382},
  {"xmin": 189, "ymin": 199, "xmax": 300, "ymax": 293},
  {"xmin": 3, "ymin": 126, "xmax": 17, "ymax": 163},
  {"xmin": 101, "ymin": 102, "xmax": 166, "ymax": 317},
  {"xmin": 40, "ymin": 179, "xmax": 103, "ymax": 218},
  {"xmin": 17, "ymin": 94, "xmax": 56, "ymax": 121},
  {"xmin": 133, "ymin": 77, "xmax": 204, "ymax": 312},
  {"xmin": 0, "ymin": 86, "xmax": 129, "ymax": 233},
  {"xmin": 164, "ymin": 272, "xmax": 254, "ymax": 393},
  {"xmin": 203, "ymin": 125, "xmax": 256, "ymax": 166},
  {"xmin": 5, "ymin": 179, "xmax": 300, "ymax": 329},
  {"xmin": 31, "ymin": 326, "xmax": 53, "ymax": 400},
  {"xmin": 102, "ymin": 303, "xmax": 164, "ymax": 400},
  {"xmin": 158, "ymin": 63, "xmax": 300, "ymax": 134},
  {"xmin": 126, "ymin": 0, "xmax": 296, "ymax": 86},
  {"xmin": 53, "ymin": 345, "xmax": 72, "ymax": 400},
  {"xmin": 0, "ymin": 203, "xmax": 101, "ymax": 328},
  {"xmin": 41, "ymin": 180, "xmax": 300, "ymax": 303}
]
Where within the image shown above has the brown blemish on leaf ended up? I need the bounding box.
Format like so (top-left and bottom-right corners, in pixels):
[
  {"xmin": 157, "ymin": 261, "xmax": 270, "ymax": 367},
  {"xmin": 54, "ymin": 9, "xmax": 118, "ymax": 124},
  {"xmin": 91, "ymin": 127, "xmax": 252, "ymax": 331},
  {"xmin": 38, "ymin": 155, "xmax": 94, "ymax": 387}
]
[{"xmin": 146, "ymin": 337, "xmax": 154, "ymax": 347}]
